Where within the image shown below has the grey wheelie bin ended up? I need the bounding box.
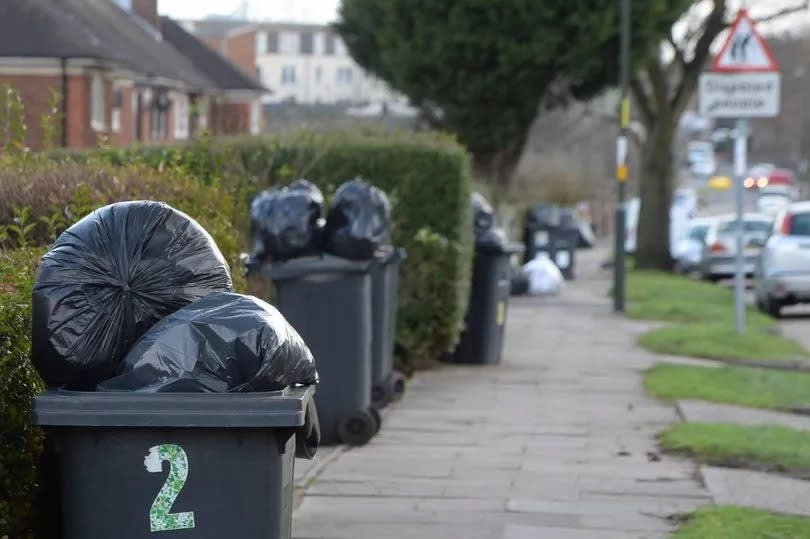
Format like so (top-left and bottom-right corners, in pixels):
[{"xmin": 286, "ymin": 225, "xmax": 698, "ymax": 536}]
[
  {"xmin": 32, "ymin": 387, "xmax": 316, "ymax": 539},
  {"xmin": 265, "ymin": 255, "xmax": 379, "ymax": 446},
  {"xmin": 523, "ymin": 204, "xmax": 560, "ymax": 264},
  {"xmin": 370, "ymin": 247, "xmax": 407, "ymax": 408},
  {"xmin": 453, "ymin": 242, "xmax": 524, "ymax": 365},
  {"xmin": 555, "ymin": 209, "xmax": 578, "ymax": 280}
]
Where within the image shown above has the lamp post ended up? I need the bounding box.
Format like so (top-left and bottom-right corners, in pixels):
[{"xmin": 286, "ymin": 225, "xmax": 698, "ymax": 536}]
[{"xmin": 614, "ymin": 0, "xmax": 631, "ymax": 312}]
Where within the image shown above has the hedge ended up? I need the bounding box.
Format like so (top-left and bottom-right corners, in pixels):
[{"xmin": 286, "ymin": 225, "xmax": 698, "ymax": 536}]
[
  {"xmin": 65, "ymin": 130, "xmax": 475, "ymax": 369},
  {"xmin": 1, "ymin": 130, "xmax": 473, "ymax": 535}
]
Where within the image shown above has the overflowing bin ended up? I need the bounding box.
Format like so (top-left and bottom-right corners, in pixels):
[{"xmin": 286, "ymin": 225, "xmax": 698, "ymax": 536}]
[
  {"xmin": 33, "ymin": 388, "xmax": 315, "ymax": 539},
  {"xmin": 266, "ymin": 256, "xmax": 379, "ymax": 446},
  {"xmin": 523, "ymin": 204, "xmax": 577, "ymax": 281},
  {"xmin": 370, "ymin": 247, "xmax": 407, "ymax": 408}
]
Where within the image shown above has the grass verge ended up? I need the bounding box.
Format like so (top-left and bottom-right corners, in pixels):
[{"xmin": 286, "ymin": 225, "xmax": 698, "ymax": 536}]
[
  {"xmin": 627, "ymin": 271, "xmax": 808, "ymax": 361},
  {"xmin": 672, "ymin": 506, "xmax": 810, "ymax": 538},
  {"xmin": 639, "ymin": 323, "xmax": 809, "ymax": 362},
  {"xmin": 644, "ymin": 363, "xmax": 810, "ymax": 411},
  {"xmin": 660, "ymin": 422, "xmax": 810, "ymax": 477}
]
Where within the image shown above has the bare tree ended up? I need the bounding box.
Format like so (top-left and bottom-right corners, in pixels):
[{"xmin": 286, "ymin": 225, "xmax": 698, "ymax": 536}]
[{"xmin": 632, "ymin": 0, "xmax": 809, "ymax": 269}]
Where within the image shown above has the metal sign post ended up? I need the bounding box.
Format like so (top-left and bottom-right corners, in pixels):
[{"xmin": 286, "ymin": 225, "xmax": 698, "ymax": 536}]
[
  {"xmin": 699, "ymin": 8, "xmax": 780, "ymax": 334},
  {"xmin": 733, "ymin": 119, "xmax": 748, "ymax": 333}
]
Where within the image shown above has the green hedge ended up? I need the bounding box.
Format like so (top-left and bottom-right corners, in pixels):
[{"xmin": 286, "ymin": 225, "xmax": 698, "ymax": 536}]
[
  {"xmin": 66, "ymin": 130, "xmax": 475, "ymax": 368},
  {"xmin": 1, "ymin": 130, "xmax": 473, "ymax": 535}
]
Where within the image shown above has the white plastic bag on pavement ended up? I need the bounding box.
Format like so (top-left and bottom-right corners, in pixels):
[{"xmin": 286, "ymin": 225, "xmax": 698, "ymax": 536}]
[{"xmin": 522, "ymin": 253, "xmax": 564, "ymax": 296}]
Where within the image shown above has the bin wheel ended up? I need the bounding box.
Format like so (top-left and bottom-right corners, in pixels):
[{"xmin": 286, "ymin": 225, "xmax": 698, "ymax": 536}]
[
  {"xmin": 391, "ymin": 371, "xmax": 406, "ymax": 401},
  {"xmin": 371, "ymin": 381, "xmax": 394, "ymax": 409},
  {"xmin": 337, "ymin": 409, "xmax": 377, "ymax": 446},
  {"xmin": 368, "ymin": 406, "xmax": 382, "ymax": 434}
]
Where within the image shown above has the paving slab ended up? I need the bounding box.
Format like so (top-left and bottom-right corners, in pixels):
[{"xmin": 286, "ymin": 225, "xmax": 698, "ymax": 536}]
[
  {"xmin": 701, "ymin": 466, "xmax": 810, "ymax": 517},
  {"xmin": 291, "ymin": 248, "xmax": 710, "ymax": 538},
  {"xmin": 677, "ymin": 400, "xmax": 810, "ymax": 431}
]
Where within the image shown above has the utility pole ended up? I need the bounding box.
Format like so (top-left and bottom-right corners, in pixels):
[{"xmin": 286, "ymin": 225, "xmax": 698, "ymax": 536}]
[{"xmin": 614, "ymin": 0, "xmax": 630, "ymax": 312}]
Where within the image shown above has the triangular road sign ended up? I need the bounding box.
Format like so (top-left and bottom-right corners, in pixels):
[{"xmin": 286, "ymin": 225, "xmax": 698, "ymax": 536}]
[{"xmin": 712, "ymin": 9, "xmax": 779, "ymax": 72}]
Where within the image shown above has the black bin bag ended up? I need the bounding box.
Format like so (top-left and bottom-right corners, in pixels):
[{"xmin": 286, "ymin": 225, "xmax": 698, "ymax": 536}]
[
  {"xmin": 99, "ymin": 292, "xmax": 321, "ymax": 457},
  {"xmin": 324, "ymin": 179, "xmax": 391, "ymax": 260},
  {"xmin": 248, "ymin": 180, "xmax": 325, "ymax": 267},
  {"xmin": 32, "ymin": 201, "xmax": 233, "ymax": 390},
  {"xmin": 471, "ymin": 192, "xmax": 506, "ymax": 250}
]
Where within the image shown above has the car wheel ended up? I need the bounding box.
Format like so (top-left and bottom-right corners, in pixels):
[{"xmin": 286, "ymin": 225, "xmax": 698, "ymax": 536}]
[{"xmin": 764, "ymin": 295, "xmax": 782, "ymax": 319}]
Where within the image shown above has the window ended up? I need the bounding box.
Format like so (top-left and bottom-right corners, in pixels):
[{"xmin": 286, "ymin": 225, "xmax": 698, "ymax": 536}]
[
  {"xmin": 336, "ymin": 67, "xmax": 353, "ymax": 84},
  {"xmin": 90, "ymin": 72, "xmax": 105, "ymax": 131},
  {"xmin": 173, "ymin": 93, "xmax": 189, "ymax": 139},
  {"xmin": 688, "ymin": 225, "xmax": 709, "ymax": 243},
  {"xmin": 281, "ymin": 65, "xmax": 297, "ymax": 86},
  {"xmin": 256, "ymin": 31, "xmax": 268, "ymax": 56},
  {"xmin": 149, "ymin": 89, "xmax": 170, "ymax": 139},
  {"xmin": 334, "ymin": 38, "xmax": 348, "ymax": 56},
  {"xmin": 313, "ymin": 32, "xmax": 325, "ymax": 55},
  {"xmin": 111, "ymin": 88, "xmax": 123, "ymax": 133},
  {"xmin": 789, "ymin": 213, "xmax": 810, "ymax": 236},
  {"xmin": 278, "ymin": 31, "xmax": 300, "ymax": 54},
  {"xmin": 314, "ymin": 66, "xmax": 322, "ymax": 84},
  {"xmin": 250, "ymin": 101, "xmax": 261, "ymax": 135}
]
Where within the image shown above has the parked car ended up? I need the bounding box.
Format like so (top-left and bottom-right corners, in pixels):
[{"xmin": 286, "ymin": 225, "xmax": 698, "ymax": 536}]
[
  {"xmin": 756, "ymin": 186, "xmax": 792, "ymax": 219},
  {"xmin": 756, "ymin": 202, "xmax": 810, "ymax": 317},
  {"xmin": 624, "ymin": 193, "xmax": 697, "ymax": 255},
  {"xmin": 686, "ymin": 141, "xmax": 716, "ymax": 177},
  {"xmin": 700, "ymin": 213, "xmax": 772, "ymax": 282},
  {"xmin": 673, "ymin": 217, "xmax": 716, "ymax": 274}
]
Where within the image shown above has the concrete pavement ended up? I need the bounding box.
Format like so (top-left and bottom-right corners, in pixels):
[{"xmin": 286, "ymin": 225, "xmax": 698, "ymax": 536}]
[{"xmin": 291, "ymin": 249, "xmax": 712, "ymax": 539}]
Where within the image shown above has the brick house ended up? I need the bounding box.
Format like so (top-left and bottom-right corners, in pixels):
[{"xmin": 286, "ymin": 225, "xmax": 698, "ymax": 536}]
[{"xmin": 0, "ymin": 0, "xmax": 266, "ymax": 150}]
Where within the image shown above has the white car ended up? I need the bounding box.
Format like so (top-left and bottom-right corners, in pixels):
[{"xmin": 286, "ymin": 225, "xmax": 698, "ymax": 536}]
[
  {"xmin": 756, "ymin": 186, "xmax": 793, "ymax": 218},
  {"xmin": 673, "ymin": 217, "xmax": 716, "ymax": 274},
  {"xmin": 700, "ymin": 213, "xmax": 773, "ymax": 282}
]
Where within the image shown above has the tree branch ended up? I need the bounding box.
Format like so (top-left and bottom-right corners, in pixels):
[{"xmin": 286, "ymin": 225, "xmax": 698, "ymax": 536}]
[
  {"xmin": 667, "ymin": 30, "xmax": 686, "ymax": 68},
  {"xmin": 753, "ymin": 1, "xmax": 809, "ymax": 24},
  {"xmin": 631, "ymin": 76, "xmax": 654, "ymax": 126},
  {"xmin": 670, "ymin": 0, "xmax": 727, "ymax": 118}
]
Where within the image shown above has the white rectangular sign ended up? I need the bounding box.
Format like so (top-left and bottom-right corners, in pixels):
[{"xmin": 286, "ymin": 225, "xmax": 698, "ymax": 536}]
[{"xmin": 699, "ymin": 72, "xmax": 780, "ymax": 118}]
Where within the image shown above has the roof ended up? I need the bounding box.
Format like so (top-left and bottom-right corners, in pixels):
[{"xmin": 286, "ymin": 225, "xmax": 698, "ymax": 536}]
[
  {"xmin": 160, "ymin": 17, "xmax": 265, "ymax": 93},
  {"xmin": 182, "ymin": 18, "xmax": 250, "ymax": 38},
  {"xmin": 0, "ymin": 0, "xmax": 212, "ymax": 90}
]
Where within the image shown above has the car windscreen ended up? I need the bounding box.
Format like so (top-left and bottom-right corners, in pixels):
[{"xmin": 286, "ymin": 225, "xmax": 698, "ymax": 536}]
[
  {"xmin": 718, "ymin": 220, "xmax": 771, "ymax": 234},
  {"xmin": 688, "ymin": 225, "xmax": 709, "ymax": 242},
  {"xmin": 790, "ymin": 213, "xmax": 810, "ymax": 236}
]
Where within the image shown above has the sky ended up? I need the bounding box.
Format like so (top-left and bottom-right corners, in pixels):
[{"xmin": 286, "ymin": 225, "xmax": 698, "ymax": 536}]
[{"xmin": 160, "ymin": 0, "xmax": 340, "ymax": 23}]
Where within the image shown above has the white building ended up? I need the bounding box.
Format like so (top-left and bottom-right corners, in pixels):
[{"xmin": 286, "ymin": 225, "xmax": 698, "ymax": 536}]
[{"xmin": 218, "ymin": 23, "xmax": 408, "ymax": 107}]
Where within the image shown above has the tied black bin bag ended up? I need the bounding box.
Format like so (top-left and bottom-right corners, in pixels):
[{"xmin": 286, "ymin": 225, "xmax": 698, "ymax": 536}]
[
  {"xmin": 247, "ymin": 180, "xmax": 325, "ymax": 269},
  {"xmin": 324, "ymin": 179, "xmax": 391, "ymax": 260},
  {"xmin": 32, "ymin": 201, "xmax": 233, "ymax": 389}
]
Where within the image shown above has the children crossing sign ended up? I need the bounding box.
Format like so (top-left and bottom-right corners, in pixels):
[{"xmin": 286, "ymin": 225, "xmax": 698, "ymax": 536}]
[{"xmin": 699, "ymin": 9, "xmax": 780, "ymax": 119}]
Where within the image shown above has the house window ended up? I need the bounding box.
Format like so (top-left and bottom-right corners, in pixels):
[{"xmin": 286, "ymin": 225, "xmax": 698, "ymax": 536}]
[
  {"xmin": 315, "ymin": 66, "xmax": 322, "ymax": 84},
  {"xmin": 250, "ymin": 101, "xmax": 261, "ymax": 135},
  {"xmin": 111, "ymin": 88, "xmax": 123, "ymax": 133},
  {"xmin": 313, "ymin": 32, "xmax": 325, "ymax": 55},
  {"xmin": 90, "ymin": 72, "xmax": 106, "ymax": 131},
  {"xmin": 278, "ymin": 31, "xmax": 300, "ymax": 54},
  {"xmin": 337, "ymin": 67, "xmax": 353, "ymax": 85},
  {"xmin": 334, "ymin": 38, "xmax": 348, "ymax": 56},
  {"xmin": 281, "ymin": 65, "xmax": 297, "ymax": 86},
  {"xmin": 256, "ymin": 31, "xmax": 268, "ymax": 56},
  {"xmin": 150, "ymin": 89, "xmax": 170, "ymax": 139},
  {"xmin": 174, "ymin": 93, "xmax": 189, "ymax": 139}
]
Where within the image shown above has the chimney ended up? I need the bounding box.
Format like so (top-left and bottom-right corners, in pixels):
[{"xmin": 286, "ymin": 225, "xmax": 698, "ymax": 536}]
[{"xmin": 132, "ymin": 0, "xmax": 160, "ymax": 30}]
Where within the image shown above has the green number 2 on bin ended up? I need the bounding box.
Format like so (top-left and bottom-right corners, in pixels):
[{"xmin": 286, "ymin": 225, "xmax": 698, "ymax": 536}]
[{"xmin": 144, "ymin": 444, "xmax": 196, "ymax": 533}]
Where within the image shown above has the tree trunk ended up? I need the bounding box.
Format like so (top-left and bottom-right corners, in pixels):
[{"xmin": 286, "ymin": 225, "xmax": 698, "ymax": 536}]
[{"xmin": 635, "ymin": 116, "xmax": 675, "ymax": 270}]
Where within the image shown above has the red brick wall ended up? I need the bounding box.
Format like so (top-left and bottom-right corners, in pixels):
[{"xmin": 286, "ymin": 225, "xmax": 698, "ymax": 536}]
[
  {"xmin": 0, "ymin": 74, "xmax": 62, "ymax": 150},
  {"xmin": 216, "ymin": 102, "xmax": 251, "ymax": 135},
  {"xmin": 131, "ymin": 0, "xmax": 159, "ymax": 30},
  {"xmin": 203, "ymin": 36, "xmax": 224, "ymax": 54},
  {"xmin": 224, "ymin": 30, "xmax": 258, "ymax": 77}
]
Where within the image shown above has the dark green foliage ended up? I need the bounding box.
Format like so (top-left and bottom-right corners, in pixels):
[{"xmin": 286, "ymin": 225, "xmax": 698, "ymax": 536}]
[
  {"xmin": 336, "ymin": 0, "xmax": 690, "ymax": 182},
  {"xmin": 0, "ymin": 248, "xmax": 45, "ymax": 539}
]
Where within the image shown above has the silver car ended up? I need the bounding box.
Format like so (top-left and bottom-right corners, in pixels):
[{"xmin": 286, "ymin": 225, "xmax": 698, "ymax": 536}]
[
  {"xmin": 673, "ymin": 217, "xmax": 716, "ymax": 274},
  {"xmin": 700, "ymin": 214, "xmax": 772, "ymax": 282},
  {"xmin": 756, "ymin": 202, "xmax": 810, "ymax": 317}
]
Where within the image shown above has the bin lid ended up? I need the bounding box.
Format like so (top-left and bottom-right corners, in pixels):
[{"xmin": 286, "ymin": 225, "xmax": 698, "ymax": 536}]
[
  {"xmin": 264, "ymin": 254, "xmax": 373, "ymax": 281},
  {"xmin": 32, "ymin": 386, "xmax": 315, "ymax": 428}
]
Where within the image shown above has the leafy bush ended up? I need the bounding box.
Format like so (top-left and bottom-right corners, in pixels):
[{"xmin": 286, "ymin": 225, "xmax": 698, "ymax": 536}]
[{"xmin": 0, "ymin": 248, "xmax": 44, "ymax": 538}]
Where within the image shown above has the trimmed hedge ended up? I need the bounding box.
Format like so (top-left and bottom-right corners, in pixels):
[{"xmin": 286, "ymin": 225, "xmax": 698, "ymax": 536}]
[
  {"xmin": 67, "ymin": 130, "xmax": 475, "ymax": 368},
  {"xmin": 1, "ymin": 130, "xmax": 473, "ymax": 534}
]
